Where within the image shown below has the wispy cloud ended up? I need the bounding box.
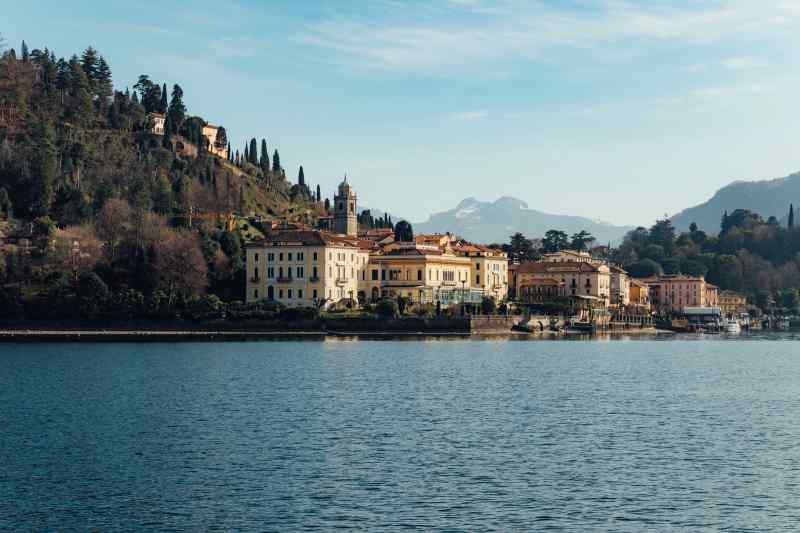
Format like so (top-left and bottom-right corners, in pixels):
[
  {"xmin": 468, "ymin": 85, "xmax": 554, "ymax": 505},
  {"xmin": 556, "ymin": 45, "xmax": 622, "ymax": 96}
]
[
  {"xmin": 451, "ymin": 110, "xmax": 488, "ymax": 121},
  {"xmin": 298, "ymin": 1, "xmax": 798, "ymax": 73},
  {"xmin": 722, "ymin": 56, "xmax": 767, "ymax": 70}
]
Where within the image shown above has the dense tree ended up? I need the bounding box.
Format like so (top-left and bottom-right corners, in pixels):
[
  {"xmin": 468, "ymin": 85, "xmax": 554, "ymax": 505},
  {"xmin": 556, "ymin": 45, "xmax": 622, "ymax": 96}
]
[
  {"xmin": 569, "ymin": 230, "xmax": 595, "ymax": 251},
  {"xmin": 394, "ymin": 220, "xmax": 414, "ymax": 242},
  {"xmin": 542, "ymin": 230, "xmax": 569, "ymax": 253},
  {"xmin": 28, "ymin": 118, "xmax": 57, "ymax": 217}
]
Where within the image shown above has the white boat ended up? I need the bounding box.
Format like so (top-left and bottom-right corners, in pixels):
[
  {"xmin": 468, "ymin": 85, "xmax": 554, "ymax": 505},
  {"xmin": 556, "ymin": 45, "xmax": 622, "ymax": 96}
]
[{"xmin": 723, "ymin": 318, "xmax": 741, "ymax": 334}]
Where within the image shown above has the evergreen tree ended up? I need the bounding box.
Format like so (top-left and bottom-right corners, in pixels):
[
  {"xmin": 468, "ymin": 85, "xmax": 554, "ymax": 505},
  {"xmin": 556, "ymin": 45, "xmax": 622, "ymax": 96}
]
[
  {"xmin": 721, "ymin": 210, "xmax": 729, "ymax": 234},
  {"xmin": 21, "ymin": 40, "xmax": 29, "ymax": 62},
  {"xmin": 67, "ymin": 56, "xmax": 93, "ymax": 123},
  {"xmin": 162, "ymin": 114, "xmax": 173, "ymax": 147},
  {"xmin": 324, "ymin": 198, "xmax": 330, "ymax": 211},
  {"xmin": 80, "ymin": 46, "xmax": 99, "ymax": 88},
  {"xmin": 160, "ymin": 83, "xmax": 168, "ymax": 113},
  {"xmin": 272, "ymin": 149, "xmax": 281, "ymax": 172},
  {"xmin": 259, "ymin": 139, "xmax": 269, "ymax": 173},
  {"xmin": 167, "ymin": 84, "xmax": 185, "ymax": 131},
  {"xmin": 298, "ymin": 166, "xmax": 305, "ymax": 187},
  {"xmin": 153, "ymin": 175, "xmax": 173, "ymax": 214},
  {"xmin": 316, "ymin": 184, "xmax": 321, "ymax": 202},
  {"xmin": 249, "ymin": 138, "xmax": 258, "ymax": 166},
  {"xmin": 243, "ymin": 145, "xmax": 249, "ymax": 165},
  {"xmin": 96, "ymin": 56, "xmax": 113, "ymax": 102},
  {"xmin": 29, "ymin": 119, "xmax": 57, "ymax": 217},
  {"xmin": 789, "ymin": 204, "xmax": 795, "ymax": 229},
  {"xmin": 227, "ymin": 142, "xmax": 232, "ymax": 161}
]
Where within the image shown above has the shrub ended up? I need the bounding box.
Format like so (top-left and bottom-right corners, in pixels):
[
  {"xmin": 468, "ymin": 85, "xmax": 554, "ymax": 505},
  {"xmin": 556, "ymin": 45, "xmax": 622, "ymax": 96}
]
[{"xmin": 375, "ymin": 298, "xmax": 398, "ymax": 319}]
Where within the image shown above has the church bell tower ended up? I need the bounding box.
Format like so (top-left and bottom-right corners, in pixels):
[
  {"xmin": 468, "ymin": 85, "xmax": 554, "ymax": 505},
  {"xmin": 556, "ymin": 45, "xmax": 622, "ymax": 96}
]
[{"xmin": 333, "ymin": 176, "xmax": 358, "ymax": 236}]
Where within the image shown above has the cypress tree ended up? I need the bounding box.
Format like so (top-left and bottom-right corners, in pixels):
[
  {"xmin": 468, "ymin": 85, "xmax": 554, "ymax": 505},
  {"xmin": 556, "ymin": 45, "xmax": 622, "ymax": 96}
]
[
  {"xmin": 272, "ymin": 149, "xmax": 281, "ymax": 172},
  {"xmin": 160, "ymin": 83, "xmax": 168, "ymax": 113},
  {"xmin": 243, "ymin": 145, "xmax": 249, "ymax": 165},
  {"xmin": 167, "ymin": 84, "xmax": 185, "ymax": 132},
  {"xmin": 790, "ymin": 204, "xmax": 795, "ymax": 229},
  {"xmin": 21, "ymin": 40, "xmax": 29, "ymax": 62},
  {"xmin": 227, "ymin": 142, "xmax": 232, "ymax": 161},
  {"xmin": 260, "ymin": 139, "xmax": 269, "ymax": 173},
  {"xmin": 249, "ymin": 138, "xmax": 258, "ymax": 166},
  {"xmin": 721, "ymin": 210, "xmax": 729, "ymax": 234},
  {"xmin": 316, "ymin": 184, "xmax": 321, "ymax": 202},
  {"xmin": 298, "ymin": 166, "xmax": 305, "ymax": 187}
]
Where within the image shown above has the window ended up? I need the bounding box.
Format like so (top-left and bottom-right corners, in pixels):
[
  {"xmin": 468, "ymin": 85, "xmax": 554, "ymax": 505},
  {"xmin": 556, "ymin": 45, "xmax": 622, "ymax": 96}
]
[
  {"xmin": 372, "ymin": 270, "xmax": 379, "ymax": 281},
  {"xmin": 254, "ymin": 267, "xmax": 259, "ymax": 279},
  {"xmin": 476, "ymin": 274, "xmax": 480, "ymax": 284},
  {"xmin": 254, "ymin": 253, "xmax": 259, "ymax": 262},
  {"xmin": 329, "ymin": 267, "xmax": 333, "ymax": 277},
  {"xmin": 476, "ymin": 262, "xmax": 480, "ymax": 270},
  {"xmin": 313, "ymin": 266, "xmax": 318, "ymax": 278},
  {"xmin": 279, "ymin": 289, "xmax": 284, "ymax": 298},
  {"xmin": 381, "ymin": 270, "xmax": 386, "ymax": 281},
  {"xmin": 279, "ymin": 253, "xmax": 284, "ymax": 261},
  {"xmin": 267, "ymin": 267, "xmax": 275, "ymax": 278},
  {"xmin": 288, "ymin": 253, "xmax": 293, "ymax": 261},
  {"xmin": 313, "ymin": 252, "xmax": 318, "ymax": 261},
  {"xmin": 298, "ymin": 289, "xmax": 303, "ymax": 299},
  {"xmin": 268, "ymin": 253, "xmax": 274, "ymax": 261},
  {"xmin": 279, "ymin": 266, "xmax": 283, "ymax": 278},
  {"xmin": 418, "ymin": 270, "xmax": 423, "ymax": 281},
  {"xmin": 313, "ymin": 289, "xmax": 318, "ymax": 299},
  {"xmin": 288, "ymin": 289, "xmax": 293, "ymax": 299},
  {"xmin": 298, "ymin": 252, "xmax": 304, "ymax": 261},
  {"xmin": 443, "ymin": 271, "xmax": 455, "ymax": 282},
  {"xmin": 254, "ymin": 289, "xmax": 259, "ymax": 299},
  {"xmin": 297, "ymin": 267, "xmax": 304, "ymax": 278}
]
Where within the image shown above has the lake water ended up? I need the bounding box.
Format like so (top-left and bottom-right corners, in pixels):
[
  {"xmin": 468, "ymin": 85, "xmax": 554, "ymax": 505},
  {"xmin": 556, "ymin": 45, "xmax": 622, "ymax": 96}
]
[{"xmin": 2, "ymin": 335, "xmax": 800, "ymax": 531}]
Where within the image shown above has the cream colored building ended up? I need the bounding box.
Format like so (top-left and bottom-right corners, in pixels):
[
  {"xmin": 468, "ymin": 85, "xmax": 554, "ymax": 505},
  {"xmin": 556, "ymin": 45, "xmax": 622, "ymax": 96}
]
[
  {"xmin": 333, "ymin": 178, "xmax": 358, "ymax": 236},
  {"xmin": 150, "ymin": 113, "xmax": 165, "ymax": 135},
  {"xmin": 542, "ymin": 250, "xmax": 595, "ymax": 264},
  {"xmin": 609, "ymin": 265, "xmax": 630, "ymax": 307},
  {"xmin": 245, "ymin": 227, "xmax": 368, "ymax": 307},
  {"xmin": 516, "ymin": 260, "xmax": 612, "ymax": 304},
  {"xmin": 719, "ymin": 290, "xmax": 747, "ymax": 317},
  {"xmin": 202, "ymin": 124, "xmax": 229, "ymax": 159}
]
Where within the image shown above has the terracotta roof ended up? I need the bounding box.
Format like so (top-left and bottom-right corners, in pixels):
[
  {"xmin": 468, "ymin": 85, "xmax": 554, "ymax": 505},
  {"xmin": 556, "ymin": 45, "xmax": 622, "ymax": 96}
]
[
  {"xmin": 520, "ymin": 278, "xmax": 563, "ymax": 286},
  {"xmin": 517, "ymin": 261, "xmax": 604, "ymax": 274},
  {"xmin": 247, "ymin": 229, "xmax": 359, "ymax": 248}
]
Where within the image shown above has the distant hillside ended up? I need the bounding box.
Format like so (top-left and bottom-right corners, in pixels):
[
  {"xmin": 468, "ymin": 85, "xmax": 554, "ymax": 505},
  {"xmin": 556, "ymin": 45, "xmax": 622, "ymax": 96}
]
[
  {"xmin": 414, "ymin": 197, "xmax": 634, "ymax": 244},
  {"xmin": 671, "ymin": 171, "xmax": 800, "ymax": 234}
]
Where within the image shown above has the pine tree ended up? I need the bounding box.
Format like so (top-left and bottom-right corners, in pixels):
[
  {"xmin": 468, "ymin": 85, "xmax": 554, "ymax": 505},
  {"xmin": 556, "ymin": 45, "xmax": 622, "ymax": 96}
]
[
  {"xmin": 96, "ymin": 56, "xmax": 113, "ymax": 102},
  {"xmin": 249, "ymin": 138, "xmax": 258, "ymax": 166},
  {"xmin": 789, "ymin": 204, "xmax": 795, "ymax": 229},
  {"xmin": 260, "ymin": 139, "xmax": 269, "ymax": 173},
  {"xmin": 272, "ymin": 149, "xmax": 281, "ymax": 172},
  {"xmin": 21, "ymin": 40, "xmax": 29, "ymax": 62},
  {"xmin": 67, "ymin": 56, "xmax": 93, "ymax": 123},
  {"xmin": 160, "ymin": 83, "xmax": 168, "ymax": 113},
  {"xmin": 80, "ymin": 47, "xmax": 100, "ymax": 88},
  {"xmin": 30, "ymin": 119, "xmax": 57, "ymax": 217}
]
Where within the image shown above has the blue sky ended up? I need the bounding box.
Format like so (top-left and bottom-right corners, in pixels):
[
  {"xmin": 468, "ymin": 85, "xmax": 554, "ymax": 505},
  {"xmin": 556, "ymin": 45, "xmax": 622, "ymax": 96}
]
[{"xmin": 4, "ymin": 0, "xmax": 800, "ymax": 226}]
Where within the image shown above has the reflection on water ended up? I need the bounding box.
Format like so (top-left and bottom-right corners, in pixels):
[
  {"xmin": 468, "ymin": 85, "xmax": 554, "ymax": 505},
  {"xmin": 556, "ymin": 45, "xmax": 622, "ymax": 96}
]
[{"xmin": 2, "ymin": 339, "xmax": 800, "ymax": 530}]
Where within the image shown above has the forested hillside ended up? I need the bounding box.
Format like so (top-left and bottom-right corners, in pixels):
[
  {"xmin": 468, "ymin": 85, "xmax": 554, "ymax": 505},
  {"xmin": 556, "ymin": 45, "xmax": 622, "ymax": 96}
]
[{"xmin": 0, "ymin": 38, "xmax": 320, "ymax": 321}]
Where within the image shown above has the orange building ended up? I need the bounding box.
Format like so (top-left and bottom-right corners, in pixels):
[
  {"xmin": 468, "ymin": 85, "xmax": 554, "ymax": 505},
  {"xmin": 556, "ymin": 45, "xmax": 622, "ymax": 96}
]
[{"xmin": 641, "ymin": 275, "xmax": 719, "ymax": 313}]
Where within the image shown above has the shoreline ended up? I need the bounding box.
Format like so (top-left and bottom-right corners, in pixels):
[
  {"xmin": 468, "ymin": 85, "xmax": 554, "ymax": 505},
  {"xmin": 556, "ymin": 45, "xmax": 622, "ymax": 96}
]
[{"xmin": 0, "ymin": 328, "xmax": 672, "ymax": 342}]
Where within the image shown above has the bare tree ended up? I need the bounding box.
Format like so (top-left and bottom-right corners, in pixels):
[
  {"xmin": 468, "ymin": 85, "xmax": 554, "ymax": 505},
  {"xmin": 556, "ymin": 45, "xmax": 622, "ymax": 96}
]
[
  {"xmin": 154, "ymin": 229, "xmax": 208, "ymax": 308},
  {"xmin": 96, "ymin": 199, "xmax": 132, "ymax": 261}
]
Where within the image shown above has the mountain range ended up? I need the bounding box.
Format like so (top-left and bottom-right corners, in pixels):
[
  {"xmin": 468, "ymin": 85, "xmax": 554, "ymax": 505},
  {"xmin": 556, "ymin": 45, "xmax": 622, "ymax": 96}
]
[
  {"xmin": 670, "ymin": 171, "xmax": 800, "ymax": 234},
  {"xmin": 413, "ymin": 197, "xmax": 634, "ymax": 245}
]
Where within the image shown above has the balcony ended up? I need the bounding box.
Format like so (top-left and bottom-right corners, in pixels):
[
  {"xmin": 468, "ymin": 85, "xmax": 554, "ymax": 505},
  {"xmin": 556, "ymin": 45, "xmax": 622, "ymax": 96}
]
[
  {"xmin": 335, "ymin": 277, "xmax": 348, "ymax": 287},
  {"xmin": 249, "ymin": 276, "xmax": 261, "ymax": 283},
  {"xmin": 309, "ymin": 276, "xmax": 320, "ymax": 283},
  {"xmin": 276, "ymin": 277, "xmax": 294, "ymax": 284}
]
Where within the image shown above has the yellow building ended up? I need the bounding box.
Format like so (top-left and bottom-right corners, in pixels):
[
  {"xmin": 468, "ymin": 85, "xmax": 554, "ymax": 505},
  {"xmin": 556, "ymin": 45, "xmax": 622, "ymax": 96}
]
[
  {"xmin": 360, "ymin": 241, "xmax": 475, "ymax": 305},
  {"xmin": 609, "ymin": 265, "xmax": 630, "ymax": 307},
  {"xmin": 454, "ymin": 243, "xmax": 509, "ymax": 301},
  {"xmin": 719, "ymin": 290, "xmax": 747, "ymax": 317},
  {"xmin": 629, "ymin": 279, "xmax": 651, "ymax": 310},
  {"xmin": 245, "ymin": 227, "xmax": 369, "ymax": 307}
]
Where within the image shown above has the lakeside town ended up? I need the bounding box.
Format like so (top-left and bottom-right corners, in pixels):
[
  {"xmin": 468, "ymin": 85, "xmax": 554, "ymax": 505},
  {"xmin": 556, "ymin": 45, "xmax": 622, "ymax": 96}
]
[
  {"xmin": 0, "ymin": 40, "xmax": 798, "ymax": 337},
  {"xmin": 241, "ymin": 177, "xmax": 758, "ymax": 335}
]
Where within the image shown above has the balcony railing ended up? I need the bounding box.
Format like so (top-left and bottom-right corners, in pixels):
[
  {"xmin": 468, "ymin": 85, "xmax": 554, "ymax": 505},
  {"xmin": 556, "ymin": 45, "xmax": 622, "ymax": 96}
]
[
  {"xmin": 249, "ymin": 276, "xmax": 261, "ymax": 283},
  {"xmin": 276, "ymin": 276, "xmax": 294, "ymax": 284},
  {"xmin": 309, "ymin": 276, "xmax": 320, "ymax": 283},
  {"xmin": 335, "ymin": 277, "xmax": 347, "ymax": 286}
]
